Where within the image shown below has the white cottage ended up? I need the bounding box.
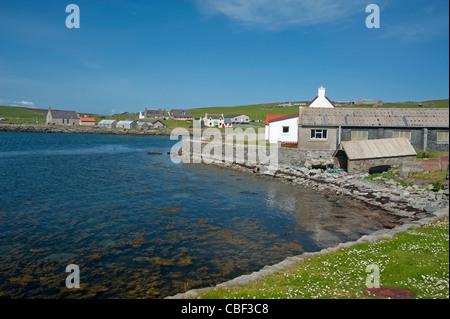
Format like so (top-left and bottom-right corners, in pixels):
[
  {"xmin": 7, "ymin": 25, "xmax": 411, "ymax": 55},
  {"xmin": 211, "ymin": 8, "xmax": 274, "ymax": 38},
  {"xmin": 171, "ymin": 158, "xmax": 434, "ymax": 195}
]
[
  {"xmin": 266, "ymin": 113, "xmax": 299, "ymax": 144},
  {"xmin": 308, "ymin": 85, "xmax": 336, "ymax": 108}
]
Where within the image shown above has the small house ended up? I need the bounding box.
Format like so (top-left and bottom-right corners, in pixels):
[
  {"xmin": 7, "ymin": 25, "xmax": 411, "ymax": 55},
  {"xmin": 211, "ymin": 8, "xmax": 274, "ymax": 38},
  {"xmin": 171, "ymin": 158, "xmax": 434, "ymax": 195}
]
[
  {"xmin": 171, "ymin": 109, "xmax": 193, "ymax": 121},
  {"xmin": 79, "ymin": 117, "xmax": 96, "ymax": 126},
  {"xmin": 333, "ymin": 138, "xmax": 417, "ymax": 174},
  {"xmin": 98, "ymin": 119, "xmax": 117, "ymax": 129},
  {"xmin": 266, "ymin": 113, "xmax": 299, "ymax": 144},
  {"xmin": 46, "ymin": 106, "xmax": 79, "ymax": 125},
  {"xmin": 201, "ymin": 113, "xmax": 225, "ymax": 128},
  {"xmin": 136, "ymin": 121, "xmax": 153, "ymax": 131},
  {"xmin": 116, "ymin": 120, "xmax": 137, "ymax": 130}
]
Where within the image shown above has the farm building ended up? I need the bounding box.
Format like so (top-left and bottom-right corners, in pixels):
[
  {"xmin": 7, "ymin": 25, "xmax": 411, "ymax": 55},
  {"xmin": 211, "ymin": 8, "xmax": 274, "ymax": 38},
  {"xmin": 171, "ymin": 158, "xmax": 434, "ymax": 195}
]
[
  {"xmin": 136, "ymin": 121, "xmax": 153, "ymax": 130},
  {"xmin": 298, "ymin": 107, "xmax": 449, "ymax": 152},
  {"xmin": 46, "ymin": 106, "xmax": 79, "ymax": 126},
  {"xmin": 224, "ymin": 114, "xmax": 250, "ymax": 124},
  {"xmin": 116, "ymin": 120, "xmax": 137, "ymax": 130},
  {"xmin": 98, "ymin": 119, "xmax": 117, "ymax": 129},
  {"xmin": 79, "ymin": 117, "xmax": 96, "ymax": 126},
  {"xmin": 333, "ymin": 138, "xmax": 417, "ymax": 174},
  {"xmin": 266, "ymin": 113, "xmax": 299, "ymax": 144},
  {"xmin": 170, "ymin": 109, "xmax": 193, "ymax": 121},
  {"xmin": 139, "ymin": 108, "xmax": 170, "ymax": 120},
  {"xmin": 137, "ymin": 118, "xmax": 166, "ymax": 128}
]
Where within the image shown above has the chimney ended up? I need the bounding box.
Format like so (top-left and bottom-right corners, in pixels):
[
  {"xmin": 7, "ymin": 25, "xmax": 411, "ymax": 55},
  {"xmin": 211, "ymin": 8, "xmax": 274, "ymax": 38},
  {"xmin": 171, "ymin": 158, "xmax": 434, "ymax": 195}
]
[{"xmin": 318, "ymin": 85, "xmax": 325, "ymax": 98}]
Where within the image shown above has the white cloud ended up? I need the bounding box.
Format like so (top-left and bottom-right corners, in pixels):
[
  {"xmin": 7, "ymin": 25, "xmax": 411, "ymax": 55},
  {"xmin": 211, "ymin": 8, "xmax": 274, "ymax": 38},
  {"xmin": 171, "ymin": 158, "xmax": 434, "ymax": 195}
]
[
  {"xmin": 194, "ymin": 0, "xmax": 362, "ymax": 30},
  {"xmin": 13, "ymin": 100, "xmax": 36, "ymax": 108}
]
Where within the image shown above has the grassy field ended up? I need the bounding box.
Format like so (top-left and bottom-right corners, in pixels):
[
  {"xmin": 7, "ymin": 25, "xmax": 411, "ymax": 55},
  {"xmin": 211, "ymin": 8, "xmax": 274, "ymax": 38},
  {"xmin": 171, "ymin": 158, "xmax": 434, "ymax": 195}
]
[
  {"xmin": 1, "ymin": 99, "xmax": 448, "ymax": 127},
  {"xmin": 197, "ymin": 218, "xmax": 449, "ymax": 299}
]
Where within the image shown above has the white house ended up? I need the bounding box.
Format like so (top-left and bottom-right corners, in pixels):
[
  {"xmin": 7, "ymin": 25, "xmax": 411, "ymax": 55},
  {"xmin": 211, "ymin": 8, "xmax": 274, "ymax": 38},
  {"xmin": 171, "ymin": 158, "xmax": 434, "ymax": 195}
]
[
  {"xmin": 266, "ymin": 113, "xmax": 299, "ymax": 144},
  {"xmin": 201, "ymin": 113, "xmax": 225, "ymax": 128},
  {"xmin": 308, "ymin": 85, "xmax": 336, "ymax": 108}
]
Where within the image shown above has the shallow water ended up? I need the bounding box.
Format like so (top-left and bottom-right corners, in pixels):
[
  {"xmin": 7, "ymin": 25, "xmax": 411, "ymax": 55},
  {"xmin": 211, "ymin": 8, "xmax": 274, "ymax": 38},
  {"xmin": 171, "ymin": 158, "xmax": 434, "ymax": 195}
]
[{"xmin": 0, "ymin": 132, "xmax": 381, "ymax": 298}]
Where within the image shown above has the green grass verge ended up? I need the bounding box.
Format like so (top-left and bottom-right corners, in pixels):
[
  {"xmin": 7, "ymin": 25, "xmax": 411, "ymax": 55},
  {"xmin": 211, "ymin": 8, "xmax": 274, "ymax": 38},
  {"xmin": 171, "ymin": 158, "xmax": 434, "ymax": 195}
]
[{"xmin": 197, "ymin": 218, "xmax": 449, "ymax": 299}]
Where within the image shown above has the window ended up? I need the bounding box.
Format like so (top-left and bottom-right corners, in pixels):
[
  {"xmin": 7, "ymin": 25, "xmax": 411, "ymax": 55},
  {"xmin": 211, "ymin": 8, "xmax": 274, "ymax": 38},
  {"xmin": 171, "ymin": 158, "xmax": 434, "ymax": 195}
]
[
  {"xmin": 393, "ymin": 131, "xmax": 412, "ymax": 140},
  {"xmin": 351, "ymin": 130, "xmax": 369, "ymax": 140},
  {"xmin": 437, "ymin": 131, "xmax": 449, "ymax": 142},
  {"xmin": 282, "ymin": 126, "xmax": 289, "ymax": 133},
  {"xmin": 310, "ymin": 129, "xmax": 327, "ymax": 140}
]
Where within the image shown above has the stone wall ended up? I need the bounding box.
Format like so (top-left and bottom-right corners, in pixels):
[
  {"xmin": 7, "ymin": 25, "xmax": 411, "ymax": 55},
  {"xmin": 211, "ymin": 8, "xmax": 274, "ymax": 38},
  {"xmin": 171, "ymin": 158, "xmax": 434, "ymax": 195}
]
[
  {"xmin": 347, "ymin": 156, "xmax": 417, "ymax": 174},
  {"xmin": 419, "ymin": 155, "xmax": 449, "ymax": 172}
]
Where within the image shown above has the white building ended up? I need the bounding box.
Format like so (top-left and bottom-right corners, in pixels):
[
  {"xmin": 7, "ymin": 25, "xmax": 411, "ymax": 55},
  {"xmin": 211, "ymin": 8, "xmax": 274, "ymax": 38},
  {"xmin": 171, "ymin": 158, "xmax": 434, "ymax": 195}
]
[
  {"xmin": 266, "ymin": 113, "xmax": 299, "ymax": 144},
  {"xmin": 308, "ymin": 85, "xmax": 336, "ymax": 108}
]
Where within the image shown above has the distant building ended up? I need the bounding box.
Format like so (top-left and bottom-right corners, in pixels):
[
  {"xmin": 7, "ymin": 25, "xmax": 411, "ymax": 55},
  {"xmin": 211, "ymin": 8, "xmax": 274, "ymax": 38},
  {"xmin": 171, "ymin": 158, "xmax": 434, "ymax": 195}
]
[
  {"xmin": 137, "ymin": 118, "xmax": 166, "ymax": 128},
  {"xmin": 46, "ymin": 106, "xmax": 79, "ymax": 125},
  {"xmin": 278, "ymin": 102, "xmax": 292, "ymax": 107},
  {"xmin": 170, "ymin": 109, "xmax": 193, "ymax": 121},
  {"xmin": 79, "ymin": 117, "xmax": 96, "ymax": 126},
  {"xmin": 308, "ymin": 85, "xmax": 336, "ymax": 108},
  {"xmin": 116, "ymin": 120, "xmax": 137, "ymax": 130},
  {"xmin": 140, "ymin": 108, "xmax": 170, "ymax": 120},
  {"xmin": 201, "ymin": 113, "xmax": 225, "ymax": 128},
  {"xmin": 354, "ymin": 99, "xmax": 384, "ymax": 106},
  {"xmin": 136, "ymin": 121, "xmax": 153, "ymax": 131},
  {"xmin": 98, "ymin": 119, "xmax": 117, "ymax": 129},
  {"xmin": 224, "ymin": 114, "xmax": 250, "ymax": 124}
]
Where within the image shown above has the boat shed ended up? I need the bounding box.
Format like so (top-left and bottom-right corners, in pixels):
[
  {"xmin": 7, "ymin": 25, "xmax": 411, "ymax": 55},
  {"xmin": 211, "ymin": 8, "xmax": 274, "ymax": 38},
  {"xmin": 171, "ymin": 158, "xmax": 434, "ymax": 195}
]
[
  {"xmin": 333, "ymin": 137, "xmax": 417, "ymax": 174},
  {"xmin": 98, "ymin": 119, "xmax": 117, "ymax": 129},
  {"xmin": 116, "ymin": 120, "xmax": 137, "ymax": 130}
]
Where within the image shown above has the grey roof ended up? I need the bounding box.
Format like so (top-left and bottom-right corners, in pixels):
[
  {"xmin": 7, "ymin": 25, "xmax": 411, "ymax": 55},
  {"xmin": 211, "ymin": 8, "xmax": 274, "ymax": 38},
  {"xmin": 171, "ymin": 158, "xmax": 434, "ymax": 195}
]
[
  {"xmin": 50, "ymin": 109, "xmax": 79, "ymax": 119},
  {"xmin": 171, "ymin": 109, "xmax": 192, "ymax": 117},
  {"xmin": 98, "ymin": 119, "xmax": 117, "ymax": 124},
  {"xmin": 117, "ymin": 120, "xmax": 135, "ymax": 125},
  {"xmin": 300, "ymin": 108, "xmax": 449, "ymax": 127},
  {"xmin": 337, "ymin": 138, "xmax": 416, "ymax": 160},
  {"xmin": 224, "ymin": 114, "xmax": 246, "ymax": 118},
  {"xmin": 205, "ymin": 114, "xmax": 223, "ymax": 120}
]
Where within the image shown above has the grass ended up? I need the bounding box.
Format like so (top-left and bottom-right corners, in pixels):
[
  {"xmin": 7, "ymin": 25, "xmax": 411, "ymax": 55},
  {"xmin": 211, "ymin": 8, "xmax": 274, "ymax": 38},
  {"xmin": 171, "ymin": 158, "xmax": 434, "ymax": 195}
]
[
  {"xmin": 0, "ymin": 105, "xmax": 47, "ymax": 124},
  {"xmin": 416, "ymin": 150, "xmax": 449, "ymax": 160},
  {"xmin": 197, "ymin": 218, "xmax": 449, "ymax": 299}
]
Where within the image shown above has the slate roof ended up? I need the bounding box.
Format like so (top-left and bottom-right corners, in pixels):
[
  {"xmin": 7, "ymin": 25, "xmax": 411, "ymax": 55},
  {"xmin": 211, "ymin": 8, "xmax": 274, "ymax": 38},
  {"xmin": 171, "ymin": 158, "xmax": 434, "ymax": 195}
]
[
  {"xmin": 300, "ymin": 108, "xmax": 449, "ymax": 127},
  {"xmin": 336, "ymin": 138, "xmax": 416, "ymax": 160},
  {"xmin": 171, "ymin": 109, "xmax": 192, "ymax": 117},
  {"xmin": 50, "ymin": 109, "xmax": 79, "ymax": 119}
]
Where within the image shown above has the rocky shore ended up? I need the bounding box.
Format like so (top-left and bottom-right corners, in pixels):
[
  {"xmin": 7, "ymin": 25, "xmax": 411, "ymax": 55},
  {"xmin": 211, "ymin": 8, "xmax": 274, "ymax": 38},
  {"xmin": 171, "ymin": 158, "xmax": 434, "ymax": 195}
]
[
  {"xmin": 0, "ymin": 124, "xmax": 172, "ymax": 136},
  {"xmin": 213, "ymin": 161, "xmax": 449, "ymax": 222},
  {"xmin": 167, "ymin": 159, "xmax": 449, "ymax": 299}
]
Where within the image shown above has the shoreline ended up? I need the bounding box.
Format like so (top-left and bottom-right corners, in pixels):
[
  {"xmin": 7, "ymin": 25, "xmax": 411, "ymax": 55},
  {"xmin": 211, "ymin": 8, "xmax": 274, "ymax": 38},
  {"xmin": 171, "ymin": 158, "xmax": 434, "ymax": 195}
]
[
  {"xmin": 166, "ymin": 160, "xmax": 449, "ymax": 299},
  {"xmin": 0, "ymin": 124, "xmax": 174, "ymax": 136}
]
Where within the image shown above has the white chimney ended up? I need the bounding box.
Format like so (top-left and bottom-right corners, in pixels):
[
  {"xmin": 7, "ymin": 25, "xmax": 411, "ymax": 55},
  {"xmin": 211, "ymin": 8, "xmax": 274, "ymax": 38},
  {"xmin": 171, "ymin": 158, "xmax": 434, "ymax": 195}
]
[{"xmin": 318, "ymin": 85, "xmax": 325, "ymax": 98}]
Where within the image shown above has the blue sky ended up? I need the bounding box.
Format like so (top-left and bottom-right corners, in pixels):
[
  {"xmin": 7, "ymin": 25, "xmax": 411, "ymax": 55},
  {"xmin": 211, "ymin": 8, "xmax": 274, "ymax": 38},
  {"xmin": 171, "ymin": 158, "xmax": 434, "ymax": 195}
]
[{"xmin": 0, "ymin": 0, "xmax": 448, "ymax": 114}]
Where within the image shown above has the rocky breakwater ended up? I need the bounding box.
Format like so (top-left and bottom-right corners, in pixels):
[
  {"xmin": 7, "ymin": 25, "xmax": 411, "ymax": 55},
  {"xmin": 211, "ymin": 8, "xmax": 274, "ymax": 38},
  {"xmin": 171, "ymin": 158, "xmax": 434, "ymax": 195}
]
[
  {"xmin": 213, "ymin": 158, "xmax": 449, "ymax": 224},
  {"xmin": 0, "ymin": 124, "xmax": 172, "ymax": 136}
]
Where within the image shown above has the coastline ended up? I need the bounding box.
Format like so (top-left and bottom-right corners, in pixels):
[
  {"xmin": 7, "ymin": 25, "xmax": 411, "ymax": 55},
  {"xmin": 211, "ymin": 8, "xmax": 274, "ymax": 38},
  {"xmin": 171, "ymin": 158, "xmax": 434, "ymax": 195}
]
[
  {"xmin": 0, "ymin": 124, "xmax": 174, "ymax": 136},
  {"xmin": 166, "ymin": 160, "xmax": 449, "ymax": 299}
]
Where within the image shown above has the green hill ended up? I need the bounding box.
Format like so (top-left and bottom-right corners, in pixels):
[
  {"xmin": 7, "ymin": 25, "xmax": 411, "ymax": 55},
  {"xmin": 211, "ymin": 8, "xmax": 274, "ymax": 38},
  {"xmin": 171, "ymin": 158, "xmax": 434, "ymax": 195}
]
[
  {"xmin": 1, "ymin": 99, "xmax": 448, "ymax": 126},
  {"xmin": 0, "ymin": 105, "xmax": 48, "ymax": 124}
]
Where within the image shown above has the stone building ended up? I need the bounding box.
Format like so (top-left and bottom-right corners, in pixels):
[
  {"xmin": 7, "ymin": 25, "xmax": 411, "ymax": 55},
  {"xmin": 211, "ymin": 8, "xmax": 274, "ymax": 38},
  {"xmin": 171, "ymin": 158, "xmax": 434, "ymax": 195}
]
[
  {"xmin": 298, "ymin": 107, "xmax": 449, "ymax": 152},
  {"xmin": 333, "ymin": 138, "xmax": 417, "ymax": 174},
  {"xmin": 46, "ymin": 106, "xmax": 79, "ymax": 126}
]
